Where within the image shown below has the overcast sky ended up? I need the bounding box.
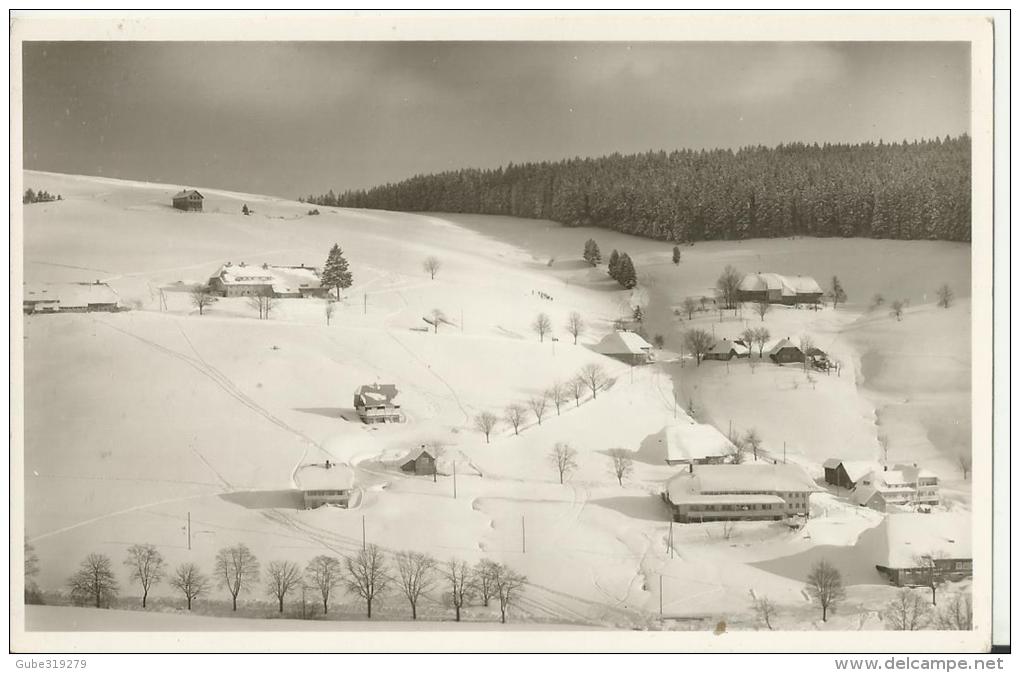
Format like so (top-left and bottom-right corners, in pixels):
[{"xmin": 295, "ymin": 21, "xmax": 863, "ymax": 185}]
[{"xmin": 23, "ymin": 41, "xmax": 970, "ymax": 198}]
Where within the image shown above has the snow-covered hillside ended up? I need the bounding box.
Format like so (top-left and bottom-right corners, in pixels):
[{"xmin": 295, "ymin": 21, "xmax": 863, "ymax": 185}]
[{"xmin": 19, "ymin": 171, "xmax": 973, "ymax": 631}]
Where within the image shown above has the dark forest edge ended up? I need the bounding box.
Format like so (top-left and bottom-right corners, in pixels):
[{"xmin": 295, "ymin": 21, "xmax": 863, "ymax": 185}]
[{"xmin": 302, "ymin": 136, "xmax": 970, "ymax": 243}]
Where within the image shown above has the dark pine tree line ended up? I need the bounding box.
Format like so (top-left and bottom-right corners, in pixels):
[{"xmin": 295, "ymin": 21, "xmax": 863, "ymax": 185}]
[{"xmin": 304, "ymin": 136, "xmax": 970, "ymax": 243}]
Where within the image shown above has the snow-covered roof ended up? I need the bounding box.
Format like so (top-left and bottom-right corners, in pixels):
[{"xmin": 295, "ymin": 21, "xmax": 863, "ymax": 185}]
[
  {"xmin": 860, "ymin": 470, "xmax": 913, "ymax": 490},
  {"xmin": 295, "ymin": 464, "xmax": 355, "ymax": 491},
  {"xmin": 391, "ymin": 446, "xmax": 482, "ymax": 476},
  {"xmin": 823, "ymin": 458, "xmax": 842, "ymax": 470},
  {"xmin": 212, "ymin": 263, "xmax": 322, "ymax": 291},
  {"xmin": 355, "ymin": 383, "xmax": 399, "ymax": 405},
  {"xmin": 667, "ymin": 463, "xmax": 819, "ymax": 502},
  {"xmin": 173, "ymin": 189, "xmax": 203, "ymax": 199},
  {"xmin": 850, "ymin": 484, "xmax": 884, "ymax": 507},
  {"xmin": 24, "ymin": 282, "xmax": 119, "ymax": 308},
  {"xmin": 739, "ymin": 272, "xmax": 821, "ymax": 296},
  {"xmin": 841, "ymin": 461, "xmax": 884, "ymax": 483},
  {"xmin": 894, "ymin": 463, "xmax": 940, "ymax": 481},
  {"xmin": 768, "ymin": 337, "xmax": 801, "ymax": 355},
  {"xmin": 707, "ymin": 338, "xmax": 748, "ymax": 356},
  {"xmin": 664, "ymin": 421, "xmax": 735, "ymax": 463},
  {"xmin": 857, "ymin": 513, "xmax": 972, "ymax": 568},
  {"xmin": 400, "ymin": 445, "xmax": 435, "ymax": 465},
  {"xmin": 594, "ymin": 331, "xmax": 653, "ymax": 356}
]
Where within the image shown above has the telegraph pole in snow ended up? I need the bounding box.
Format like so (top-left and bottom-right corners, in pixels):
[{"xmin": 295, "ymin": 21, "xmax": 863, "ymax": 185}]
[
  {"xmin": 453, "ymin": 461, "xmax": 457, "ymax": 499},
  {"xmin": 521, "ymin": 516, "xmax": 526, "ymax": 554},
  {"xmin": 187, "ymin": 512, "xmax": 191, "ymax": 551},
  {"xmin": 362, "ymin": 515, "xmax": 366, "ymax": 550}
]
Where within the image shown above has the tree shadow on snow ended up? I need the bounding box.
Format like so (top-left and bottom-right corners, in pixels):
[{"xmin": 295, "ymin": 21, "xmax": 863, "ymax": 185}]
[
  {"xmin": 590, "ymin": 495, "xmax": 671, "ymax": 522},
  {"xmin": 219, "ymin": 489, "xmax": 305, "ymax": 510}
]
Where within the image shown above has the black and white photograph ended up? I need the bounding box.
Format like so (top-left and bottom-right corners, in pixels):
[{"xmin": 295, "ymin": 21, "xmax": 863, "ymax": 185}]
[{"xmin": 8, "ymin": 11, "xmax": 1004, "ymax": 657}]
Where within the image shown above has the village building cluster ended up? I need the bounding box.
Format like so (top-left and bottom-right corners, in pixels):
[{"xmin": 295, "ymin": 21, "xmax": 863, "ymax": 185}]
[
  {"xmin": 23, "ymin": 281, "xmax": 120, "ymax": 314},
  {"xmin": 206, "ymin": 262, "xmax": 329, "ymax": 299}
]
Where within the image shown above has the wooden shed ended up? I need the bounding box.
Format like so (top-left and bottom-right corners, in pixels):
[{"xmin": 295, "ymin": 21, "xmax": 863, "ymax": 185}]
[{"xmin": 172, "ymin": 189, "xmax": 204, "ymax": 212}]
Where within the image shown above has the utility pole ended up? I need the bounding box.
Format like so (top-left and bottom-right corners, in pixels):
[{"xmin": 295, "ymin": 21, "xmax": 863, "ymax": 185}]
[
  {"xmin": 669, "ymin": 520, "xmax": 674, "ymax": 559},
  {"xmin": 187, "ymin": 512, "xmax": 191, "ymax": 551},
  {"xmin": 362, "ymin": 515, "xmax": 366, "ymax": 550},
  {"xmin": 521, "ymin": 515, "xmax": 526, "ymax": 554},
  {"xmin": 301, "ymin": 584, "xmax": 307, "ymax": 619},
  {"xmin": 453, "ymin": 460, "xmax": 457, "ymax": 499},
  {"xmin": 363, "ymin": 292, "xmax": 367, "ymax": 315},
  {"xmin": 783, "ymin": 441, "xmax": 787, "ymax": 464}
]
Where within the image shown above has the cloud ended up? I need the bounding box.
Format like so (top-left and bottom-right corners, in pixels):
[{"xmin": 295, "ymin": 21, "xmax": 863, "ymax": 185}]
[{"xmin": 723, "ymin": 43, "xmax": 847, "ymax": 104}]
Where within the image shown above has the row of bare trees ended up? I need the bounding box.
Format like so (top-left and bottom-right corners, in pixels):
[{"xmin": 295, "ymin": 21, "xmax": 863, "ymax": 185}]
[
  {"xmin": 472, "ymin": 363, "xmax": 610, "ymax": 443},
  {"xmin": 545, "ymin": 443, "xmax": 634, "ymax": 486},
  {"xmin": 61, "ymin": 543, "xmax": 529, "ymax": 623}
]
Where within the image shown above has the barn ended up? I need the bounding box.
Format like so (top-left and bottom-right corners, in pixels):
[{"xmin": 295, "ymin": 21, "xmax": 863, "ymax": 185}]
[
  {"xmin": 663, "ymin": 421, "xmax": 734, "ymax": 466},
  {"xmin": 172, "ymin": 189, "xmax": 204, "ymax": 212},
  {"xmin": 23, "ymin": 282, "xmax": 120, "ymax": 313},
  {"xmin": 400, "ymin": 445, "xmax": 437, "ymax": 475},
  {"xmin": 856, "ymin": 513, "xmax": 972, "ymax": 587},
  {"xmin": 207, "ymin": 262, "xmax": 328, "ymax": 298},
  {"xmin": 703, "ymin": 338, "xmax": 749, "ymax": 362},
  {"xmin": 768, "ymin": 338, "xmax": 805, "ymax": 364},
  {"xmin": 822, "ymin": 459, "xmax": 883, "ymax": 490},
  {"xmin": 737, "ymin": 272, "xmax": 823, "ymax": 305},
  {"xmin": 593, "ymin": 331, "xmax": 655, "ymax": 365}
]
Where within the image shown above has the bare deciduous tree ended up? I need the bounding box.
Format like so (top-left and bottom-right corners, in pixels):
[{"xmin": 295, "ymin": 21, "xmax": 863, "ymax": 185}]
[
  {"xmin": 423, "ymin": 256, "xmax": 442, "ymax": 280},
  {"xmin": 472, "ymin": 559, "xmax": 498, "ymax": 607},
  {"xmin": 934, "ymin": 593, "xmax": 973, "ymax": 630},
  {"xmin": 395, "ymin": 551, "xmax": 437, "ymax": 620},
  {"xmin": 883, "ymin": 588, "xmax": 932, "ymax": 630},
  {"xmin": 429, "ymin": 308, "xmax": 446, "ymax": 334},
  {"xmin": 609, "ymin": 448, "xmax": 633, "ymax": 486},
  {"xmin": 752, "ymin": 594, "xmax": 777, "ymax": 630},
  {"xmin": 579, "ymin": 363, "xmax": 607, "ymax": 399},
  {"xmin": 68, "ymin": 553, "xmax": 119, "ymax": 608},
  {"xmin": 568, "ymin": 376, "xmax": 586, "ymax": 407},
  {"xmin": 754, "ymin": 299, "xmax": 770, "ymax": 322},
  {"xmin": 681, "ymin": 297, "xmax": 698, "ymax": 320},
  {"xmin": 344, "ymin": 544, "xmax": 391, "ymax": 619},
  {"xmin": 443, "ymin": 559, "xmax": 474, "ymax": 622},
  {"xmin": 473, "ymin": 411, "xmax": 499, "ymax": 443},
  {"xmin": 505, "ymin": 403, "xmax": 526, "ymax": 435},
  {"xmin": 683, "ymin": 328, "xmax": 715, "ymax": 366},
  {"xmin": 716, "ymin": 265, "xmax": 742, "ymax": 309},
  {"xmin": 247, "ymin": 294, "xmax": 275, "ymax": 320},
  {"xmin": 565, "ymin": 311, "xmax": 585, "ymax": 344},
  {"xmin": 936, "ymin": 283, "xmax": 953, "ymax": 309},
  {"xmin": 491, "ymin": 563, "xmax": 527, "ymax": 624},
  {"xmin": 806, "ymin": 559, "xmax": 846, "ymax": 622},
  {"xmin": 549, "ymin": 442, "xmax": 578, "ymax": 485},
  {"xmin": 324, "ymin": 299, "xmax": 336, "ymax": 326},
  {"xmin": 123, "ymin": 543, "xmax": 166, "ymax": 608},
  {"xmin": 890, "ymin": 299, "xmax": 905, "ymax": 321},
  {"xmin": 752, "ymin": 326, "xmax": 771, "ymax": 358},
  {"xmin": 799, "ymin": 336, "xmax": 815, "ymax": 372},
  {"xmin": 305, "ymin": 555, "xmax": 342, "ymax": 615},
  {"xmin": 532, "ymin": 312, "xmax": 552, "ymax": 342},
  {"xmin": 878, "ymin": 433, "xmax": 890, "ymax": 465},
  {"xmin": 190, "ymin": 285, "xmax": 216, "ymax": 316},
  {"xmin": 915, "ymin": 552, "xmax": 948, "ymax": 606},
  {"xmin": 265, "ymin": 560, "xmax": 302, "ymax": 613},
  {"xmin": 548, "ymin": 382, "xmax": 568, "ymax": 416},
  {"xmin": 528, "ymin": 394, "xmax": 549, "ymax": 425},
  {"xmin": 170, "ymin": 562, "xmax": 209, "ymax": 611},
  {"xmin": 957, "ymin": 453, "xmax": 972, "ymax": 480},
  {"xmin": 215, "ymin": 543, "xmax": 260, "ymax": 612},
  {"xmin": 871, "ymin": 293, "xmax": 886, "ymax": 309},
  {"xmin": 743, "ymin": 428, "xmax": 763, "ymax": 461}
]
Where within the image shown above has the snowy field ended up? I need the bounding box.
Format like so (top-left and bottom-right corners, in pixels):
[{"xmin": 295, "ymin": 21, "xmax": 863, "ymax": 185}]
[{"xmin": 18, "ymin": 171, "xmax": 972, "ymax": 631}]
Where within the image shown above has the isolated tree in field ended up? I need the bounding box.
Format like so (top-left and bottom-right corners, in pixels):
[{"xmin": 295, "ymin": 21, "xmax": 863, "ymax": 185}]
[
  {"xmin": 565, "ymin": 311, "xmax": 585, "ymax": 344},
  {"xmin": 305, "ymin": 555, "xmax": 342, "ymax": 615},
  {"xmin": 672, "ymin": 245, "xmax": 682, "ymax": 265},
  {"xmin": 444, "ymin": 559, "xmax": 474, "ymax": 622},
  {"xmin": 423, "ymin": 256, "xmax": 442, "ymax": 280},
  {"xmin": 806, "ymin": 559, "xmax": 846, "ymax": 622},
  {"xmin": 683, "ymin": 328, "xmax": 715, "ymax": 366},
  {"xmin": 472, "ymin": 559, "xmax": 498, "ymax": 607},
  {"xmin": 473, "ymin": 411, "xmax": 499, "ymax": 443},
  {"xmin": 324, "ymin": 299, "xmax": 336, "ymax": 326},
  {"xmin": 395, "ymin": 551, "xmax": 437, "ymax": 620},
  {"xmin": 615, "ymin": 253, "xmax": 638, "ymax": 289},
  {"xmin": 123, "ymin": 544, "xmax": 166, "ymax": 609},
  {"xmin": 190, "ymin": 285, "xmax": 216, "ymax": 316},
  {"xmin": 549, "ymin": 442, "xmax": 578, "ymax": 485},
  {"xmin": 582, "ymin": 239, "xmax": 602, "ymax": 266},
  {"xmin": 215, "ymin": 543, "xmax": 260, "ymax": 612},
  {"xmin": 681, "ymin": 297, "xmax": 698, "ymax": 320},
  {"xmin": 957, "ymin": 453, "xmax": 972, "ymax": 480},
  {"xmin": 934, "ymin": 593, "xmax": 973, "ymax": 630},
  {"xmin": 528, "ymin": 394, "xmax": 549, "ymax": 425},
  {"xmin": 505, "ymin": 404, "xmax": 526, "ymax": 435},
  {"xmin": 568, "ymin": 376, "xmax": 586, "ymax": 408},
  {"xmin": 344, "ymin": 544, "xmax": 391, "ymax": 619},
  {"xmin": 754, "ymin": 299, "xmax": 770, "ymax": 322},
  {"xmin": 890, "ymin": 299, "xmax": 905, "ymax": 321},
  {"xmin": 607, "ymin": 249, "xmax": 621, "ymax": 279},
  {"xmin": 548, "ymin": 382, "xmax": 568, "ymax": 416},
  {"xmin": 936, "ymin": 283, "xmax": 954, "ymax": 308},
  {"xmin": 743, "ymin": 428, "xmax": 763, "ymax": 461},
  {"xmin": 608, "ymin": 448, "xmax": 634, "ymax": 486},
  {"xmin": 491, "ymin": 563, "xmax": 527, "ymax": 624},
  {"xmin": 170, "ymin": 563, "xmax": 209, "ymax": 611},
  {"xmin": 532, "ymin": 312, "xmax": 552, "ymax": 342},
  {"xmin": 579, "ymin": 363, "xmax": 607, "ymax": 399},
  {"xmin": 883, "ymin": 588, "xmax": 932, "ymax": 631},
  {"xmin": 829, "ymin": 276, "xmax": 847, "ymax": 308},
  {"xmin": 265, "ymin": 560, "xmax": 302, "ymax": 614},
  {"xmin": 871, "ymin": 293, "xmax": 886, "ymax": 309},
  {"xmin": 429, "ymin": 308, "xmax": 447, "ymax": 334},
  {"xmin": 68, "ymin": 553, "xmax": 119, "ymax": 608},
  {"xmin": 321, "ymin": 243, "xmax": 354, "ymax": 300},
  {"xmin": 752, "ymin": 595, "xmax": 777, "ymax": 630},
  {"xmin": 716, "ymin": 265, "xmax": 742, "ymax": 309}
]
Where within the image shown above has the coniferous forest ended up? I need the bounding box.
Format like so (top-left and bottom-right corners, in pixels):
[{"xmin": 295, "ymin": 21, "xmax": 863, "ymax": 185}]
[{"xmin": 305, "ymin": 136, "xmax": 970, "ymax": 243}]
